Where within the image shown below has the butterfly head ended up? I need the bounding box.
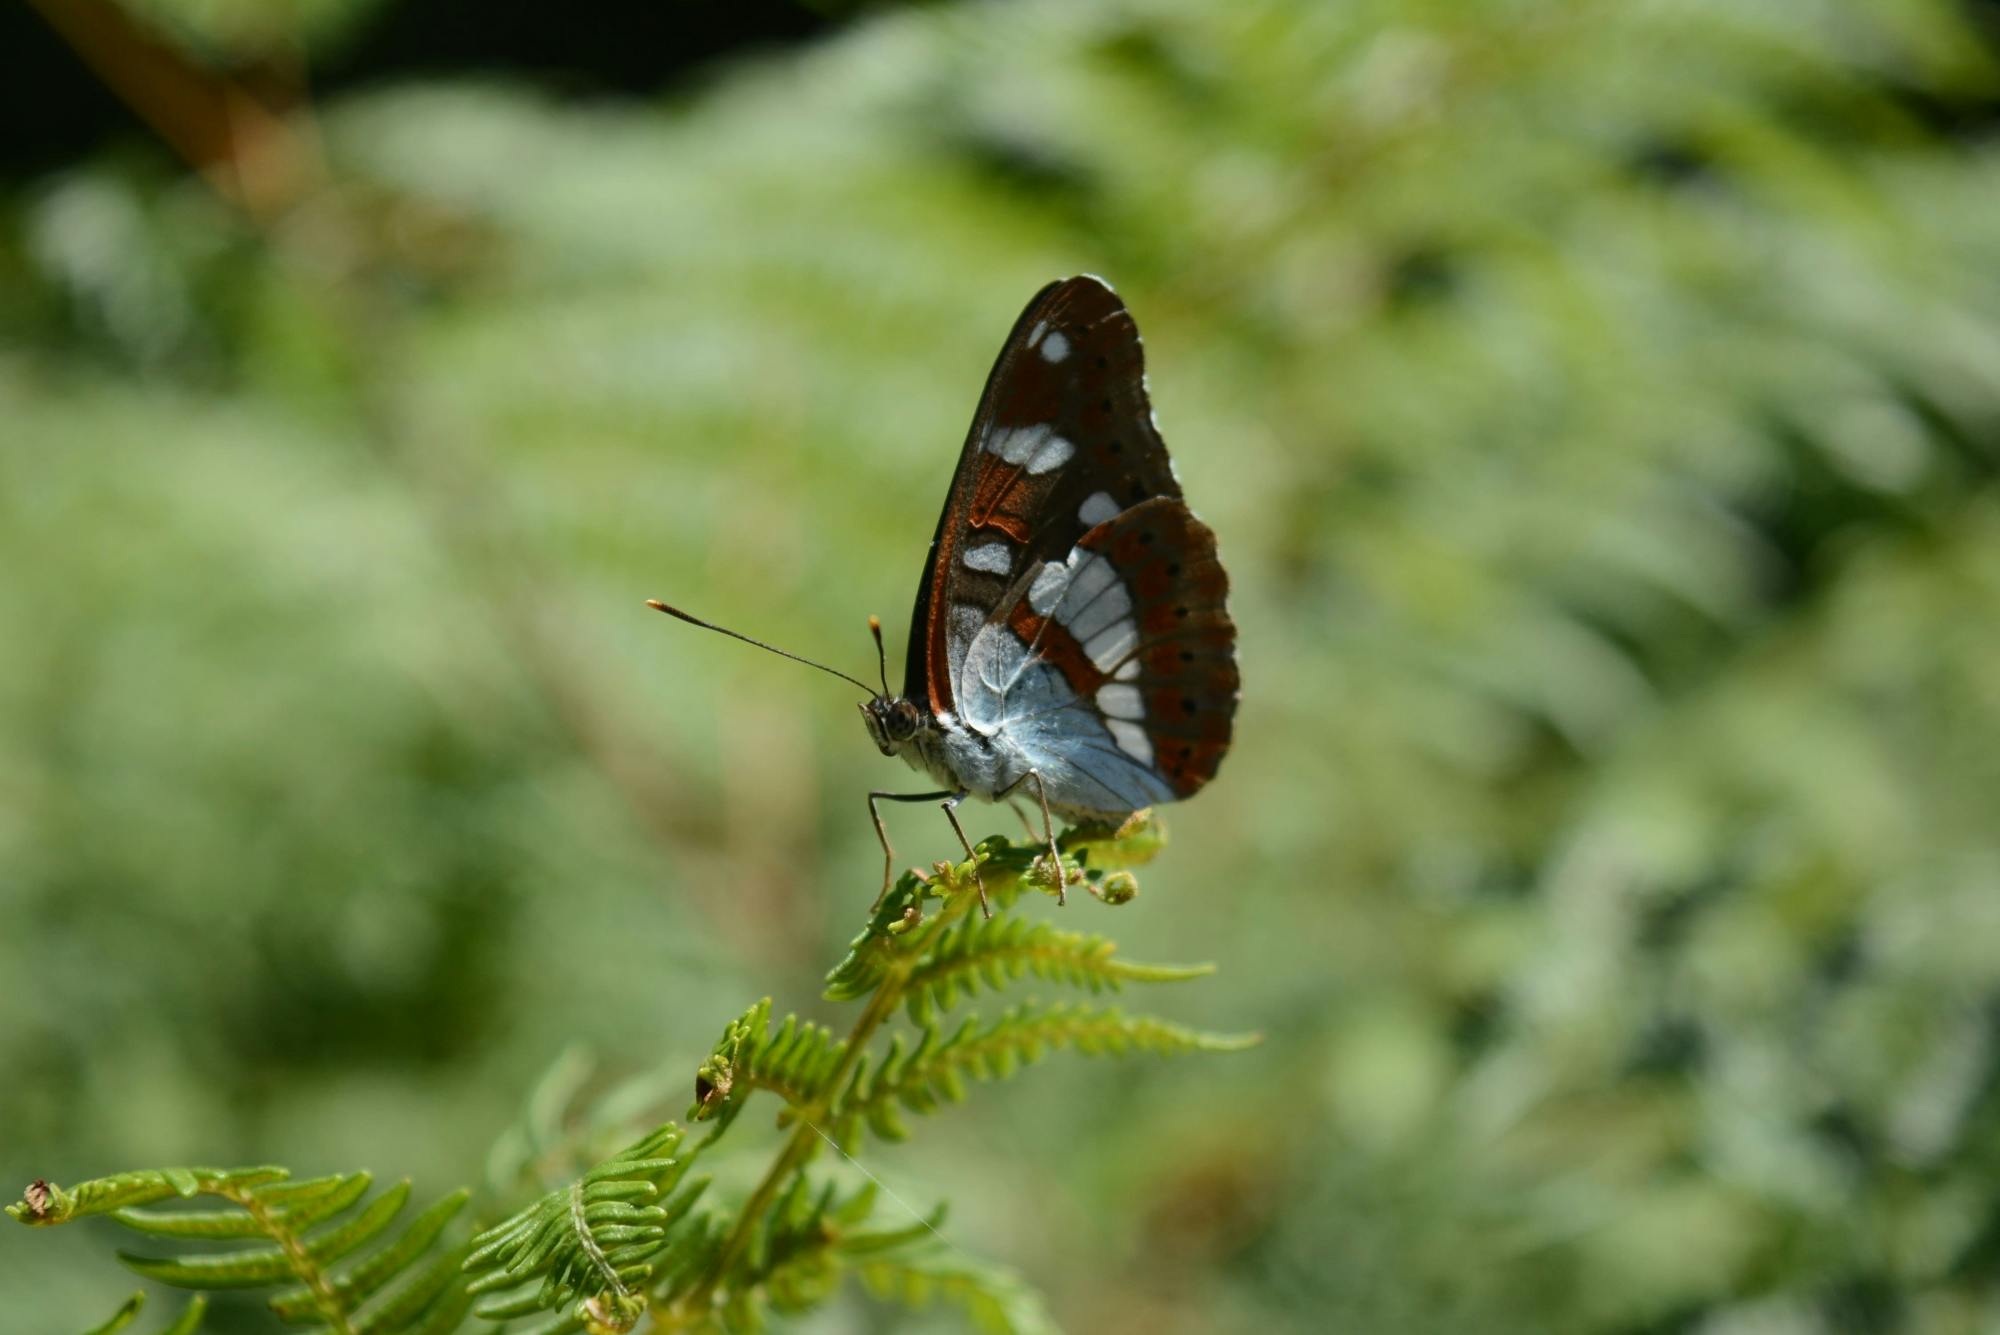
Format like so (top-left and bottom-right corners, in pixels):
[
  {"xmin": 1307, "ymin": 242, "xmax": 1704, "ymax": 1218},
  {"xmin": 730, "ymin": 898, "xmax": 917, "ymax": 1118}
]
[{"xmin": 859, "ymin": 694, "xmax": 925, "ymax": 757}]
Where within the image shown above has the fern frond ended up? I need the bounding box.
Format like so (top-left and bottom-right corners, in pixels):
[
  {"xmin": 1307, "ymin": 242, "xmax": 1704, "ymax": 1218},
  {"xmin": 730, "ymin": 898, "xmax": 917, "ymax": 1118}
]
[
  {"xmin": 824, "ymin": 832, "xmax": 1125, "ymax": 1002},
  {"xmin": 717, "ymin": 1176, "xmax": 959, "ymax": 1330},
  {"xmin": 484, "ymin": 1044, "xmax": 599, "ymax": 1198},
  {"xmin": 10, "ymin": 1168, "xmax": 287, "ymax": 1225},
  {"xmin": 902, "ymin": 914, "xmax": 1214, "ymax": 1024},
  {"xmin": 81, "ymin": 1292, "xmax": 207, "ymax": 1335},
  {"xmin": 740, "ymin": 1174, "xmax": 851, "ymax": 1317},
  {"xmin": 834, "ymin": 1003, "xmax": 1258, "ymax": 1146},
  {"xmin": 823, "ymin": 852, "xmax": 1004, "ymax": 1004},
  {"xmin": 83, "ymin": 1293, "xmax": 146, "ymax": 1335},
  {"xmin": 853, "ymin": 1246, "xmax": 1059, "ymax": 1335},
  {"xmin": 641, "ymin": 1208, "xmax": 728, "ymax": 1309},
  {"xmin": 11, "ymin": 1167, "xmax": 472, "ymax": 1333},
  {"xmin": 1058, "ymin": 809, "xmax": 1167, "ymax": 873},
  {"xmin": 823, "ymin": 820, "xmax": 1166, "ymax": 1004},
  {"xmin": 487, "ymin": 1046, "xmax": 693, "ymax": 1208},
  {"xmin": 464, "ymin": 1123, "xmax": 696, "ymax": 1332},
  {"xmin": 689, "ymin": 997, "xmax": 847, "ymax": 1127},
  {"xmin": 19, "ymin": 820, "xmax": 1243, "ymax": 1333},
  {"xmin": 268, "ymin": 1188, "xmax": 473, "ymax": 1327}
]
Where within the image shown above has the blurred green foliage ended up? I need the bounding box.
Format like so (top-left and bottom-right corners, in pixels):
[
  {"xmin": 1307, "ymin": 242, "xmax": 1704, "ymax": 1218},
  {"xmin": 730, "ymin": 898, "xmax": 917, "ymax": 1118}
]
[
  {"xmin": 105, "ymin": 0, "xmax": 392, "ymax": 62},
  {"xmin": 7, "ymin": 0, "xmax": 2000, "ymax": 1331}
]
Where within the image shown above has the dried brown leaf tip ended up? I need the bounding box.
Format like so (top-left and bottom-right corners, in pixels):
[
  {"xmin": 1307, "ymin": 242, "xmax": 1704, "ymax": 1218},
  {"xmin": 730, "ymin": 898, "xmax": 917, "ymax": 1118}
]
[
  {"xmin": 694, "ymin": 1064, "xmax": 733, "ymax": 1113},
  {"xmin": 23, "ymin": 1180, "xmax": 51, "ymax": 1220}
]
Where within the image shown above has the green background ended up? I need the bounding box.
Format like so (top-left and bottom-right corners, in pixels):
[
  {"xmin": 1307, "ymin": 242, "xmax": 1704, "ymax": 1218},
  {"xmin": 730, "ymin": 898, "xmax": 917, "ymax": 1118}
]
[{"xmin": 6, "ymin": 1, "xmax": 2000, "ymax": 1330}]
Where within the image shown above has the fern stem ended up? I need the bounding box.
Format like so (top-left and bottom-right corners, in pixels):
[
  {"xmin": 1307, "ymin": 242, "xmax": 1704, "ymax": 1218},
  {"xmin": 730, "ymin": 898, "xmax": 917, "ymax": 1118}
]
[
  {"xmin": 570, "ymin": 1176, "xmax": 631, "ymax": 1304},
  {"xmin": 679, "ymin": 871, "xmax": 983, "ymax": 1318},
  {"xmin": 232, "ymin": 1184, "xmax": 353, "ymax": 1335},
  {"xmin": 683, "ymin": 984, "xmax": 895, "ymax": 1313}
]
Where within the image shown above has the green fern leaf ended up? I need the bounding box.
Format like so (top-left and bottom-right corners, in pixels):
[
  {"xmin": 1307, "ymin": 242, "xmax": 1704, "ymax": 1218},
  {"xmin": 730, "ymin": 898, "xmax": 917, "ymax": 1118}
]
[
  {"xmin": 643, "ymin": 1208, "xmax": 728, "ymax": 1308},
  {"xmin": 157, "ymin": 1298, "xmax": 207, "ymax": 1335},
  {"xmin": 834, "ymin": 1003, "xmax": 1257, "ymax": 1146},
  {"xmin": 689, "ymin": 998, "xmax": 847, "ymax": 1126},
  {"xmin": 269, "ymin": 1188, "xmax": 471, "ymax": 1321},
  {"xmin": 82, "ymin": 1292, "xmax": 144, "ymax": 1335},
  {"xmin": 20, "ymin": 816, "xmax": 1244, "ymax": 1332},
  {"xmin": 853, "ymin": 1246, "xmax": 1058, "ymax": 1335},
  {"xmin": 722, "ymin": 1175, "xmax": 913, "ymax": 1327},
  {"xmin": 355, "ymin": 1241, "xmax": 477, "ymax": 1335},
  {"xmin": 1058, "ymin": 810, "xmax": 1167, "ymax": 872},
  {"xmin": 11, "ymin": 1165, "xmax": 471, "ymax": 1333},
  {"xmin": 822, "ymin": 835, "xmax": 1093, "ymax": 1004},
  {"xmin": 115, "ymin": 1170, "xmax": 375, "ymax": 1240},
  {"xmin": 79, "ymin": 1292, "xmax": 208, "ymax": 1335},
  {"xmin": 117, "ymin": 1242, "xmax": 298, "ymax": 1289},
  {"xmin": 10, "ymin": 1168, "xmax": 286, "ymax": 1226},
  {"xmin": 464, "ymin": 1123, "xmax": 692, "ymax": 1330},
  {"xmin": 903, "ymin": 913, "xmax": 1214, "ymax": 1024}
]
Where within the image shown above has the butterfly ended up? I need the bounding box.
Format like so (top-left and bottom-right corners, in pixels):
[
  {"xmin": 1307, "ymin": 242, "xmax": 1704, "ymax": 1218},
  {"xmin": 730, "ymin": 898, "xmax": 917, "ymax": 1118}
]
[{"xmin": 653, "ymin": 276, "xmax": 1238, "ymax": 914}]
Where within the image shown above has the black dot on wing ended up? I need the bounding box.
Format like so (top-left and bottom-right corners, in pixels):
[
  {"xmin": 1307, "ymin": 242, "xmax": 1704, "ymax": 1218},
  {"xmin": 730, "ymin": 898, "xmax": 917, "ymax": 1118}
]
[
  {"xmin": 1140, "ymin": 531, "xmax": 1155, "ymax": 545},
  {"xmin": 1179, "ymin": 650, "xmax": 1193, "ymax": 663},
  {"xmin": 1180, "ymin": 744, "xmax": 1193, "ymax": 759},
  {"xmin": 1175, "ymin": 606, "xmax": 1189, "ymax": 619},
  {"xmin": 1095, "ymin": 355, "xmax": 1108, "ymax": 369},
  {"xmin": 1109, "ymin": 440, "xmax": 1123, "ymax": 455},
  {"xmin": 1182, "ymin": 697, "xmax": 1197, "ymax": 714},
  {"xmin": 1101, "ymin": 399, "xmax": 1113, "ymax": 413},
  {"xmin": 1166, "ymin": 562, "xmax": 1180, "ymax": 576}
]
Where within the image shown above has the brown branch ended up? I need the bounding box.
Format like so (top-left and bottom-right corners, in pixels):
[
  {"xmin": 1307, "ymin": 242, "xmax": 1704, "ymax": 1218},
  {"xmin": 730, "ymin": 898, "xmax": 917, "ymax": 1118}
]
[{"xmin": 23, "ymin": 0, "xmax": 322, "ymax": 221}]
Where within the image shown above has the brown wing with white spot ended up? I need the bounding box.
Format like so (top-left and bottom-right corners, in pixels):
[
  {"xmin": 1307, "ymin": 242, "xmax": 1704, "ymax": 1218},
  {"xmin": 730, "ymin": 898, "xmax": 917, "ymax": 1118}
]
[
  {"xmin": 903, "ymin": 276, "xmax": 1182, "ymax": 717},
  {"xmin": 975, "ymin": 497, "xmax": 1236, "ymax": 804},
  {"xmin": 1072, "ymin": 498, "xmax": 1237, "ymax": 797}
]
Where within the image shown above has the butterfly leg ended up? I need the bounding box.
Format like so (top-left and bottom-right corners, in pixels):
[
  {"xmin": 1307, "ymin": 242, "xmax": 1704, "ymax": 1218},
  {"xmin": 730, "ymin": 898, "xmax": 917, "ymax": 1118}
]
[
  {"xmin": 996, "ymin": 770, "xmax": 1065, "ymax": 907},
  {"xmin": 868, "ymin": 789, "xmax": 956, "ymax": 910},
  {"xmin": 937, "ymin": 792, "xmax": 990, "ymax": 919}
]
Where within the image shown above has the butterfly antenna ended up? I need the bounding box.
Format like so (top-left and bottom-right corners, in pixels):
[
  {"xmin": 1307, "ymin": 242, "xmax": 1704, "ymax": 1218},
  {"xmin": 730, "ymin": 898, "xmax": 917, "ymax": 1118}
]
[
  {"xmin": 646, "ymin": 599, "xmax": 876, "ymax": 696},
  {"xmin": 868, "ymin": 615, "xmax": 892, "ymax": 697}
]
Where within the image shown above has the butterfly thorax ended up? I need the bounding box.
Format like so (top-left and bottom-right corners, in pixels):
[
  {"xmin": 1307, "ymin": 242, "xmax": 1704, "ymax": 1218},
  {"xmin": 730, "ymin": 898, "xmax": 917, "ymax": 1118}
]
[{"xmin": 863, "ymin": 695, "xmax": 1032, "ymax": 806}]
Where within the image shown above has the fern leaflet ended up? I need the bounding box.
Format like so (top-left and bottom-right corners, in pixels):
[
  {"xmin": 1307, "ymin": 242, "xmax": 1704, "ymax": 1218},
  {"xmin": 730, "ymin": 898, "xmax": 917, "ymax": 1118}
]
[
  {"xmin": 80, "ymin": 1292, "xmax": 207, "ymax": 1335},
  {"xmin": 833, "ymin": 1002, "xmax": 1256, "ymax": 1146},
  {"xmin": 463, "ymin": 1123, "xmax": 698, "ymax": 1332},
  {"xmin": 10, "ymin": 1167, "xmax": 472, "ymax": 1335}
]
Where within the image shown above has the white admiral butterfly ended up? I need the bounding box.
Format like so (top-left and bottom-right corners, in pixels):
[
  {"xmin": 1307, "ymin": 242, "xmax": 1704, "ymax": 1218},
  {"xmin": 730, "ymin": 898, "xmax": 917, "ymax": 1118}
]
[{"xmin": 653, "ymin": 276, "xmax": 1238, "ymax": 913}]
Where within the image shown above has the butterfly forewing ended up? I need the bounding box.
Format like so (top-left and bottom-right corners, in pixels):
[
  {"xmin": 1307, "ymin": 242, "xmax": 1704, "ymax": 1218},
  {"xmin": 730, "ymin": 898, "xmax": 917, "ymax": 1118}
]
[
  {"xmin": 905, "ymin": 276, "xmax": 1238, "ymax": 814},
  {"xmin": 905, "ymin": 276, "xmax": 1184, "ymax": 717}
]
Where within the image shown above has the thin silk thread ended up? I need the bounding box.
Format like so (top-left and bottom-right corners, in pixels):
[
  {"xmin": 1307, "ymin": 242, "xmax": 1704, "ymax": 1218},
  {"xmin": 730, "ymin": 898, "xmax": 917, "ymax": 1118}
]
[{"xmin": 797, "ymin": 1115, "xmax": 963, "ymax": 1258}]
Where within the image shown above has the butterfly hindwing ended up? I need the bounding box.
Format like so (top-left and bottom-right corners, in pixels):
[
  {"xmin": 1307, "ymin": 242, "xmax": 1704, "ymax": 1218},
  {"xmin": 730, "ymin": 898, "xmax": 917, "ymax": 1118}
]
[
  {"xmin": 904, "ymin": 276, "xmax": 1183, "ymax": 717},
  {"xmin": 1066, "ymin": 497, "xmax": 1236, "ymax": 798},
  {"xmin": 956, "ymin": 498, "xmax": 1237, "ymax": 811}
]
